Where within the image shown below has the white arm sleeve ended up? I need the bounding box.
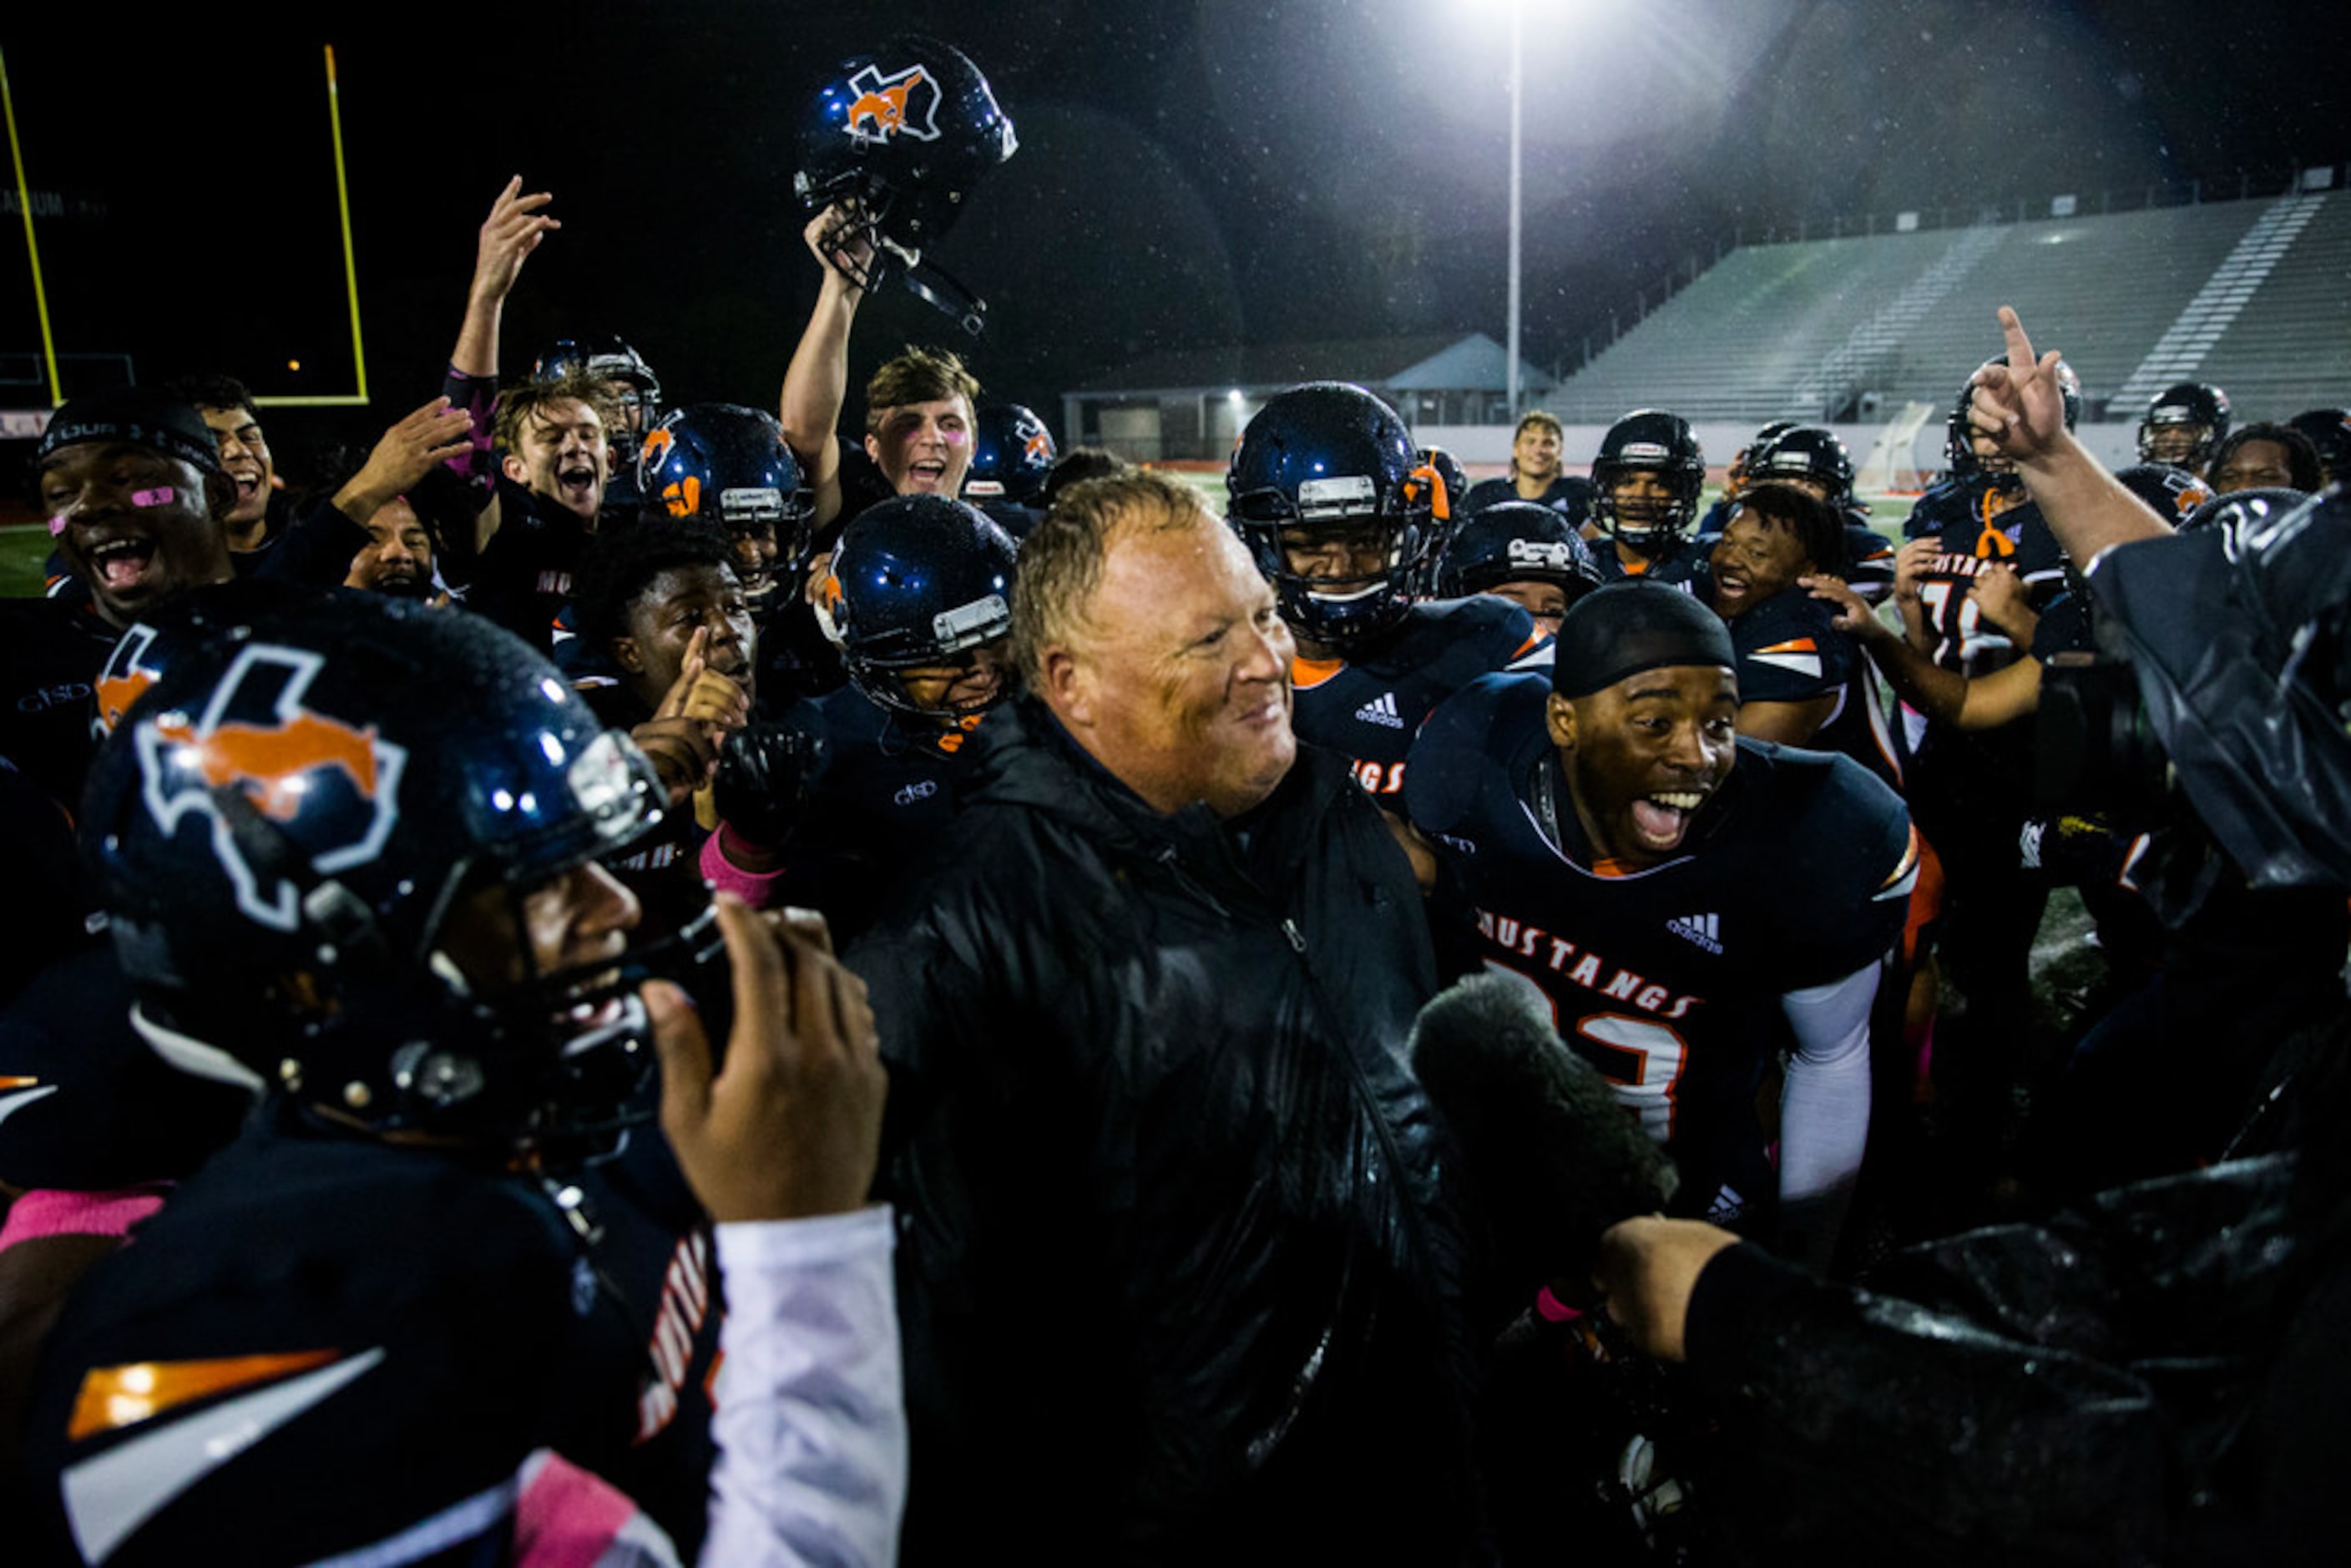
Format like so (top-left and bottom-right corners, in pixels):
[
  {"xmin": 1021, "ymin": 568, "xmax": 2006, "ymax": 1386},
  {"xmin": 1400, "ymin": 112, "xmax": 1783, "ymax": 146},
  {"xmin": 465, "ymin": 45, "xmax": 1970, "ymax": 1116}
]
[
  {"xmin": 700, "ymin": 1206, "xmax": 906, "ymax": 1568},
  {"xmin": 1777, "ymin": 963, "xmax": 1879, "ymax": 1265}
]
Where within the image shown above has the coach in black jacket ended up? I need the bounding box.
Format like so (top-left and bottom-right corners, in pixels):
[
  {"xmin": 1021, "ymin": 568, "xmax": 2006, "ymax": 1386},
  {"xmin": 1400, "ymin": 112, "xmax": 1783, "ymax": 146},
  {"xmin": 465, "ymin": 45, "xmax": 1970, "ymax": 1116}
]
[{"xmin": 851, "ymin": 471, "xmax": 1488, "ymax": 1563}]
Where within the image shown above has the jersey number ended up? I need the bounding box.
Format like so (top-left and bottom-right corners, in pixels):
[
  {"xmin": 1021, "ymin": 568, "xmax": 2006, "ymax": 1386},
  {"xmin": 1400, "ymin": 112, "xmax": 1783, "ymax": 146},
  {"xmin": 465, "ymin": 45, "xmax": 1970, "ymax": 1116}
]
[
  {"xmin": 1916, "ymin": 579, "xmax": 2010, "ymax": 670},
  {"xmin": 1481, "ymin": 959, "xmax": 1689, "ymax": 1142}
]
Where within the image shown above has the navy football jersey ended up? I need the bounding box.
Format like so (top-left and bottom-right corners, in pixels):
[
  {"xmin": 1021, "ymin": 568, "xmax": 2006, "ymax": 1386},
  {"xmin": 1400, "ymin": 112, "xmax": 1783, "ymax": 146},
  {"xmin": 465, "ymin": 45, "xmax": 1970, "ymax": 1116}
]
[
  {"xmin": 1723, "ymin": 587, "xmax": 1903, "ymax": 792},
  {"xmin": 1590, "ymin": 534, "xmax": 1710, "ymax": 589},
  {"xmin": 1842, "ymin": 513, "xmax": 1895, "ymax": 601},
  {"xmin": 773, "ymin": 683, "xmax": 987, "ymax": 942},
  {"xmin": 461, "ymin": 476, "xmax": 595, "ymax": 654},
  {"xmin": 1406, "ymin": 673, "xmax": 1914, "ymax": 1225},
  {"xmin": 23, "ymin": 1114, "xmax": 721, "ymax": 1564},
  {"xmin": 1462, "ymin": 473, "xmax": 1596, "ymax": 523},
  {"xmin": 1290, "ymin": 595, "xmax": 1544, "ymax": 802},
  {"xmin": 1901, "ymin": 473, "xmax": 2035, "ymax": 675}
]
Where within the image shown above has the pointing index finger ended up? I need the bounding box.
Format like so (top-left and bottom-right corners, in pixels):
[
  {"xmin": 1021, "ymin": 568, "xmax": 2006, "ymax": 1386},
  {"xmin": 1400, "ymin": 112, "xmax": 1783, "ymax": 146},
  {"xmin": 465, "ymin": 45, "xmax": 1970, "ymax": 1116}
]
[{"xmin": 1997, "ymin": 305, "xmax": 2037, "ymax": 377}]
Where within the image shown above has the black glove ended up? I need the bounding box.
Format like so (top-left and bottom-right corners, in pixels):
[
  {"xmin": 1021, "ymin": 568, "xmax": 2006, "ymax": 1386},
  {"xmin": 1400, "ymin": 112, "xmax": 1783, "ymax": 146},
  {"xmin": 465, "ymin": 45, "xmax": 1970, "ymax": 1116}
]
[{"xmin": 712, "ymin": 721, "xmax": 825, "ymax": 851}]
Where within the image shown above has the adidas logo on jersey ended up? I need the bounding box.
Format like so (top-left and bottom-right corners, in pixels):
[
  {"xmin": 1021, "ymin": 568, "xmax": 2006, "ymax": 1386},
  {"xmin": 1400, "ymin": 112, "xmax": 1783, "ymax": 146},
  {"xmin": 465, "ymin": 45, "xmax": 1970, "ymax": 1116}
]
[
  {"xmin": 1704, "ymin": 1183, "xmax": 1748, "ymax": 1226},
  {"xmin": 1353, "ymin": 691, "xmax": 1405, "ymax": 730},
  {"xmin": 1665, "ymin": 912, "xmax": 1722, "ymax": 953}
]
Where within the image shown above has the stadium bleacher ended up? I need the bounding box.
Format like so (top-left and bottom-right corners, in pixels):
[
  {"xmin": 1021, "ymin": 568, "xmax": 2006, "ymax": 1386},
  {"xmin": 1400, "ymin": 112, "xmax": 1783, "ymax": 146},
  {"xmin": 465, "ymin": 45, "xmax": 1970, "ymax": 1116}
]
[{"xmin": 1545, "ymin": 191, "xmax": 2344, "ymax": 426}]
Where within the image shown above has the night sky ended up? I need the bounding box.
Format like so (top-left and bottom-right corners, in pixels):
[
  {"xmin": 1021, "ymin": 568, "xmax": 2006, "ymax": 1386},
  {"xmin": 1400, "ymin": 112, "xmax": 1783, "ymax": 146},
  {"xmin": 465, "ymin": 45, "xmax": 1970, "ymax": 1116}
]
[{"xmin": 2, "ymin": 1, "xmax": 2340, "ymax": 468}]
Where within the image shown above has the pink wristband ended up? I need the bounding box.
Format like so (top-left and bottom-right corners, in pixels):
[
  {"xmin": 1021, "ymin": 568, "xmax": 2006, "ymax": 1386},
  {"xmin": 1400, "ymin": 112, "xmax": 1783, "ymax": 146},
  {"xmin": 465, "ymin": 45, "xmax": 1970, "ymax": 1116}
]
[{"xmin": 0, "ymin": 1185, "xmax": 170, "ymax": 1250}]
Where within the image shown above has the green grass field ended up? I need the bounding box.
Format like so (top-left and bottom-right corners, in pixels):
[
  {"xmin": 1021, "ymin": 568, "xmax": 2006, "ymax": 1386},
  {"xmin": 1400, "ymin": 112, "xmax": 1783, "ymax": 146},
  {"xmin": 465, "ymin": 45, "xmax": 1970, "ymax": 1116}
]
[{"xmin": 2, "ymin": 524, "xmax": 53, "ymax": 598}]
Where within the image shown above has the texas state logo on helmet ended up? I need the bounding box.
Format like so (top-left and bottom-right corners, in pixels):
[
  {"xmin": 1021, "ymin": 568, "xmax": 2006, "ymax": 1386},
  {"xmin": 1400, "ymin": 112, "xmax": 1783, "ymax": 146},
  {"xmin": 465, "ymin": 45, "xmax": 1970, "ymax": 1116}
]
[
  {"xmin": 794, "ymin": 36, "xmax": 1017, "ymax": 264},
  {"xmin": 83, "ymin": 594, "xmax": 670, "ymax": 1144},
  {"xmin": 964, "ymin": 404, "xmax": 1057, "ymax": 506},
  {"xmin": 134, "ymin": 645, "xmax": 404, "ymax": 932}
]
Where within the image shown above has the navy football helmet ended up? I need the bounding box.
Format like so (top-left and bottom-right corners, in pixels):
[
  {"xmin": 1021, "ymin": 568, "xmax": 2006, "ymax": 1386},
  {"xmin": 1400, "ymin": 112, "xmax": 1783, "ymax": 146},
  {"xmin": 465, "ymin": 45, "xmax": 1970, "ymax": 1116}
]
[
  {"xmin": 533, "ymin": 333, "xmax": 662, "ymax": 435},
  {"xmin": 1411, "ymin": 445, "xmax": 1473, "ymax": 594},
  {"xmin": 963, "ymin": 403, "xmax": 1057, "ymax": 507},
  {"xmin": 2284, "ymin": 407, "xmax": 2351, "ymax": 485},
  {"xmin": 82, "ymin": 594, "xmax": 679, "ymax": 1154},
  {"xmin": 636, "ymin": 404, "xmax": 815, "ymax": 610},
  {"xmin": 1590, "ymin": 409, "xmax": 1706, "ymax": 552},
  {"xmin": 1226, "ymin": 382, "xmax": 1433, "ymax": 647},
  {"xmin": 1729, "ymin": 420, "xmax": 1797, "ymax": 493},
  {"xmin": 793, "ymin": 36, "xmax": 1018, "ymax": 333},
  {"xmin": 823, "ymin": 494, "xmax": 1017, "ymax": 724},
  {"xmin": 1948, "ymin": 355, "xmax": 2080, "ymax": 476},
  {"xmin": 2136, "ymin": 382, "xmax": 2231, "ymax": 470},
  {"xmin": 1748, "ymin": 425, "xmax": 1856, "ymax": 509},
  {"xmin": 1433, "ymin": 501, "xmax": 1602, "ymax": 604}
]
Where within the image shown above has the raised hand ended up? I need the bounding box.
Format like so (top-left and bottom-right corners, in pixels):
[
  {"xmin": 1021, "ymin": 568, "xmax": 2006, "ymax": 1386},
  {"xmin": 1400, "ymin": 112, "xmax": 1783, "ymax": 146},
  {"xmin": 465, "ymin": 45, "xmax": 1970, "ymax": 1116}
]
[{"xmin": 471, "ymin": 175, "xmax": 561, "ymax": 306}]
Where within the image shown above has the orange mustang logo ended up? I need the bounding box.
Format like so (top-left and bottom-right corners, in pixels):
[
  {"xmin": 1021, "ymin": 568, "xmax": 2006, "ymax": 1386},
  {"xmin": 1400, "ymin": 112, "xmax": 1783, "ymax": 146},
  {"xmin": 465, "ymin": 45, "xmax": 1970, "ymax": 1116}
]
[
  {"xmin": 842, "ymin": 63, "xmax": 939, "ymax": 143},
  {"xmin": 1024, "ymin": 429, "xmax": 1053, "ymax": 464},
  {"xmin": 154, "ymin": 711, "xmax": 384, "ymax": 822}
]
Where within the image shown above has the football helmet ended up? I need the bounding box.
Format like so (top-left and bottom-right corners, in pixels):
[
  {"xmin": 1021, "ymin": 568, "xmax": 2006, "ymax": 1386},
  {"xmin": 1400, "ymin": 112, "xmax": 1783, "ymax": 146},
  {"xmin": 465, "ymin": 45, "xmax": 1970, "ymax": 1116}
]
[
  {"xmin": 1433, "ymin": 501, "xmax": 1602, "ymax": 604},
  {"xmin": 2136, "ymin": 382, "xmax": 2231, "ymax": 470},
  {"xmin": 822, "ymin": 494, "xmax": 1016, "ymax": 723},
  {"xmin": 1747, "ymin": 425, "xmax": 1856, "ymax": 509},
  {"xmin": 1728, "ymin": 420, "xmax": 1797, "ymax": 493},
  {"xmin": 1411, "ymin": 445, "xmax": 1473, "ymax": 594},
  {"xmin": 1590, "ymin": 410, "xmax": 1706, "ymax": 553},
  {"xmin": 1948, "ymin": 356, "xmax": 2080, "ymax": 476},
  {"xmin": 2180, "ymin": 486, "xmax": 2308, "ymax": 535},
  {"xmin": 963, "ymin": 403, "xmax": 1058, "ymax": 507},
  {"xmin": 635, "ymin": 403, "xmax": 816, "ymax": 609},
  {"xmin": 2284, "ymin": 407, "xmax": 2351, "ymax": 483},
  {"xmin": 1226, "ymin": 382, "xmax": 1433, "ymax": 647},
  {"xmin": 533, "ymin": 333, "xmax": 663, "ymax": 434},
  {"xmin": 793, "ymin": 36, "xmax": 1018, "ymax": 333},
  {"xmin": 82, "ymin": 593, "xmax": 678, "ymax": 1153}
]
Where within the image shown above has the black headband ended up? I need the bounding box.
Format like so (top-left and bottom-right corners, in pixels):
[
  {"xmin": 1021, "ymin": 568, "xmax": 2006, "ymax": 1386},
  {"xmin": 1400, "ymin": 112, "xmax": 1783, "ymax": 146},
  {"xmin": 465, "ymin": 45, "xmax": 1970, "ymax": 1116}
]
[
  {"xmin": 36, "ymin": 387, "xmax": 225, "ymax": 478},
  {"xmin": 1551, "ymin": 581, "xmax": 1733, "ymax": 697}
]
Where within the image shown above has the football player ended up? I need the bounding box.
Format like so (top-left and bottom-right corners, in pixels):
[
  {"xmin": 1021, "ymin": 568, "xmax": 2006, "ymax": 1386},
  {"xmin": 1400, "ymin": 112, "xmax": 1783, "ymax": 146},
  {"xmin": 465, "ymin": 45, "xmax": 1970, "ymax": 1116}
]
[
  {"xmin": 713, "ymin": 496, "xmax": 1017, "ymax": 946},
  {"xmin": 1462, "ymin": 410, "xmax": 1598, "ymax": 522},
  {"xmin": 20, "ymin": 595, "xmax": 900, "ymax": 1562},
  {"xmin": 1742, "ymin": 424, "xmax": 1896, "ymax": 603},
  {"xmin": 2206, "ymin": 422, "xmax": 2323, "ymax": 495},
  {"xmin": 1703, "ymin": 483, "xmax": 1894, "ymax": 771},
  {"xmin": 781, "ymin": 38, "xmax": 1017, "ymax": 535},
  {"xmin": 1589, "ymin": 410, "xmax": 1711, "ymax": 585},
  {"xmin": 1405, "ymin": 584, "xmax": 1914, "ymax": 1263},
  {"xmin": 3, "ymin": 388, "xmax": 238, "ymax": 817},
  {"xmin": 1430, "ymin": 500, "xmax": 1602, "ymax": 637},
  {"xmin": 2134, "ymin": 381, "xmax": 2230, "ymax": 475},
  {"xmin": 1226, "ymin": 382, "xmax": 1547, "ymax": 807},
  {"xmin": 1892, "ymin": 357, "xmax": 2081, "ymax": 1142},
  {"xmin": 535, "ymin": 332, "xmax": 665, "ymax": 518}
]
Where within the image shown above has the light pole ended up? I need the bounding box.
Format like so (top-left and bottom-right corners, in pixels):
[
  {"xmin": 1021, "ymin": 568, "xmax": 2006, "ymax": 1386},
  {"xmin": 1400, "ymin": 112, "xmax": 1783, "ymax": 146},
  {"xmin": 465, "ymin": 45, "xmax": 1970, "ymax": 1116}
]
[{"xmin": 1505, "ymin": 0, "xmax": 1522, "ymax": 424}]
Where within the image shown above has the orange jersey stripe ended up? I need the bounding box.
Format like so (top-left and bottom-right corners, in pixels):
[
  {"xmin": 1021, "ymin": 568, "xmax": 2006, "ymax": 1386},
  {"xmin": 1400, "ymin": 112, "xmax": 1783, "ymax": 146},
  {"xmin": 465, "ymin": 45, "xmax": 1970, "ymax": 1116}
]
[{"xmin": 70, "ymin": 1350, "xmax": 343, "ymax": 1442}]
